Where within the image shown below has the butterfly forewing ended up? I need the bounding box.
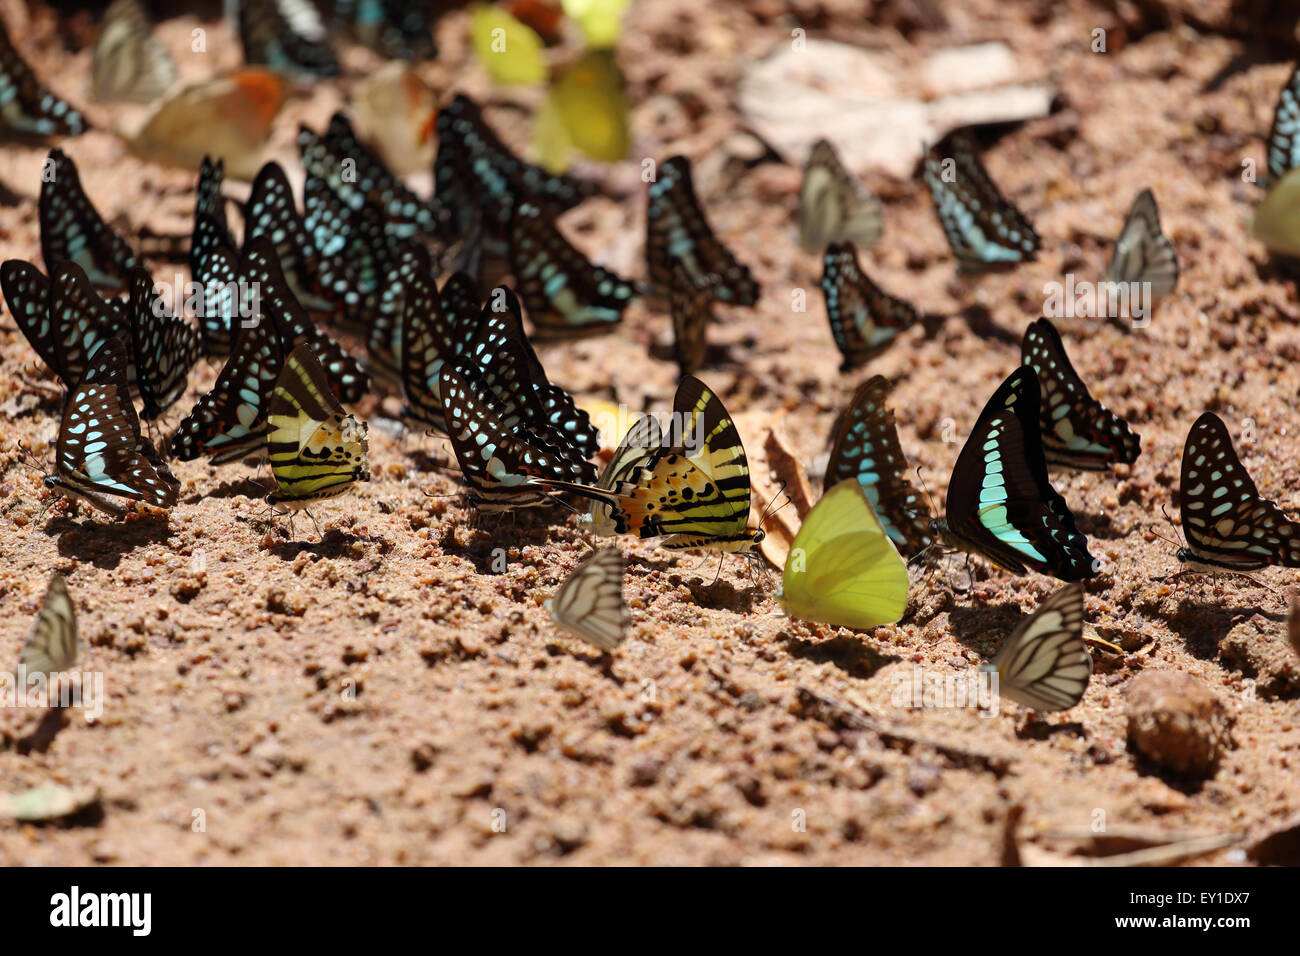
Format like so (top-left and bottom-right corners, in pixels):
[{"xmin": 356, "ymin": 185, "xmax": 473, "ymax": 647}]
[
  {"xmin": 646, "ymin": 156, "xmax": 759, "ymax": 305},
  {"xmin": 668, "ymin": 262, "xmax": 712, "ymax": 376},
  {"xmin": 988, "ymin": 583, "xmax": 1091, "ymax": 711},
  {"xmin": 89, "ymin": 0, "xmax": 178, "ymax": 104},
  {"xmin": 20, "ymin": 574, "xmax": 79, "ymax": 679},
  {"xmin": 239, "ymin": 0, "xmax": 340, "ymax": 77},
  {"xmin": 1177, "ymin": 412, "xmax": 1300, "ymax": 571},
  {"xmin": 47, "ymin": 261, "xmax": 134, "ymax": 385},
  {"xmin": 1268, "ymin": 64, "xmax": 1300, "ymax": 183},
  {"xmin": 40, "ymin": 150, "xmax": 138, "ymax": 289},
  {"xmin": 820, "ymin": 241, "xmax": 919, "ymax": 371},
  {"xmin": 1104, "ymin": 189, "xmax": 1177, "ymax": 303},
  {"xmin": 129, "ymin": 267, "xmax": 200, "ymax": 418},
  {"xmin": 0, "ymin": 21, "xmax": 89, "ymax": 137},
  {"xmin": 923, "ymin": 130, "xmax": 1040, "ymax": 271},
  {"xmin": 799, "ymin": 139, "xmax": 883, "ymax": 254},
  {"xmin": 1021, "ymin": 317, "xmax": 1140, "ymax": 471},
  {"xmin": 549, "ymin": 548, "xmax": 630, "ymax": 650},
  {"xmin": 825, "ymin": 376, "xmax": 932, "ymax": 556}
]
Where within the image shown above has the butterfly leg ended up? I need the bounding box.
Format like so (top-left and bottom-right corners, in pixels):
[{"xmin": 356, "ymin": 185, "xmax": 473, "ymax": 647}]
[
  {"xmin": 711, "ymin": 553, "xmax": 726, "ymax": 587},
  {"xmin": 308, "ymin": 509, "xmax": 323, "ymax": 540}
]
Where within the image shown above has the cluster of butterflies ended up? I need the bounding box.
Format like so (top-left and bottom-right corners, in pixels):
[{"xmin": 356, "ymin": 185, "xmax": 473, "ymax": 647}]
[{"xmin": 8, "ymin": 21, "xmax": 1300, "ymax": 717}]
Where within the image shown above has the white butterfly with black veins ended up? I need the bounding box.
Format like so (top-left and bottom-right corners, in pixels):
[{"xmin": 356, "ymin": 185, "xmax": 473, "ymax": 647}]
[
  {"xmin": 89, "ymin": 0, "xmax": 178, "ymax": 104},
  {"xmin": 546, "ymin": 548, "xmax": 630, "ymax": 651},
  {"xmin": 984, "ymin": 582, "xmax": 1091, "ymax": 712},
  {"xmin": 1104, "ymin": 189, "xmax": 1177, "ymax": 303},
  {"xmin": 19, "ymin": 574, "xmax": 79, "ymax": 681},
  {"xmin": 799, "ymin": 139, "xmax": 883, "ymax": 254}
]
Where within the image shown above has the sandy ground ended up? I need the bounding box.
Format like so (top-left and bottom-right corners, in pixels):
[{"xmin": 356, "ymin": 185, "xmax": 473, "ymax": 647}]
[{"xmin": 1, "ymin": 0, "xmax": 1299, "ymax": 865}]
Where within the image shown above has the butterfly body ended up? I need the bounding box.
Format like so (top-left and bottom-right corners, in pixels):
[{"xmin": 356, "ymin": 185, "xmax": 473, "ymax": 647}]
[
  {"xmin": 1020, "ymin": 317, "xmax": 1140, "ymax": 471},
  {"xmin": 935, "ymin": 367, "xmax": 1095, "ymax": 581},
  {"xmin": 1176, "ymin": 412, "xmax": 1300, "ymax": 572}
]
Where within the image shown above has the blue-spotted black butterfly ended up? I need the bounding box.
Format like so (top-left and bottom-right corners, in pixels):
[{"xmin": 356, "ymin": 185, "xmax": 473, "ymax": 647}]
[
  {"xmin": 40, "ymin": 149, "xmax": 138, "ymax": 289},
  {"xmin": 128, "ymin": 267, "xmax": 200, "ymax": 419},
  {"xmin": 47, "ymin": 337, "xmax": 179, "ymax": 518},
  {"xmin": 1268, "ymin": 63, "xmax": 1300, "ymax": 184},
  {"xmin": 238, "ymin": 0, "xmax": 340, "ymax": 78},
  {"xmin": 193, "ymin": 237, "xmax": 242, "ymax": 359},
  {"xmin": 646, "ymin": 155, "xmax": 759, "ymax": 306},
  {"xmin": 0, "ymin": 19, "xmax": 89, "ymax": 138},
  {"xmin": 930, "ymin": 366, "xmax": 1096, "ymax": 581},
  {"xmin": 923, "ymin": 129, "xmax": 1040, "ymax": 272},
  {"xmin": 397, "ymin": 268, "xmax": 478, "ymax": 432},
  {"xmin": 1176, "ymin": 412, "xmax": 1300, "ymax": 573},
  {"xmin": 821, "ymin": 241, "xmax": 920, "ymax": 371},
  {"xmin": 667, "ymin": 261, "xmax": 713, "ymax": 376},
  {"xmin": 1021, "ymin": 317, "xmax": 1140, "ymax": 471},
  {"xmin": 331, "ymin": 0, "xmax": 436, "ymax": 61},
  {"xmin": 824, "ymin": 375, "xmax": 932, "ymax": 557},
  {"xmin": 244, "ymin": 161, "xmax": 338, "ymax": 316},
  {"xmin": 509, "ymin": 200, "xmax": 637, "ymax": 338}
]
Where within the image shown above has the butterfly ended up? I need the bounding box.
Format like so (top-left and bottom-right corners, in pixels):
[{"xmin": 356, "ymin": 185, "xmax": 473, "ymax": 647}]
[
  {"xmin": 646, "ymin": 155, "xmax": 759, "ymax": 305},
  {"xmin": 191, "ymin": 158, "xmax": 235, "ymax": 278},
  {"xmin": 299, "ymin": 112, "xmax": 447, "ymax": 241},
  {"xmin": 820, "ymin": 241, "xmax": 920, "ymax": 371},
  {"xmin": 1020, "ymin": 317, "xmax": 1140, "ymax": 471},
  {"xmin": 237, "ymin": 236, "xmax": 369, "ymax": 404},
  {"xmin": 799, "ymin": 138, "xmax": 883, "ymax": 254},
  {"xmin": 267, "ymin": 342, "xmax": 371, "ymax": 509},
  {"xmin": 1253, "ymin": 166, "xmax": 1300, "ymax": 258},
  {"xmin": 1176, "ymin": 412, "xmax": 1300, "ymax": 572},
  {"xmin": 0, "ymin": 19, "xmax": 89, "ymax": 137},
  {"xmin": 238, "ymin": 0, "xmax": 340, "ymax": 77},
  {"xmin": 170, "ymin": 293, "xmax": 284, "ymax": 465},
  {"xmin": 302, "ymin": 173, "xmax": 398, "ymax": 334},
  {"xmin": 397, "ymin": 269, "xmax": 479, "ymax": 431},
  {"xmin": 923, "ymin": 129, "xmax": 1040, "ymax": 271},
  {"xmin": 128, "ymin": 267, "xmax": 200, "ymax": 419},
  {"xmin": 1268, "ymin": 63, "xmax": 1300, "ymax": 184},
  {"xmin": 434, "ymin": 93, "xmax": 598, "ymax": 242},
  {"xmin": 930, "ymin": 367, "xmax": 1096, "ymax": 581},
  {"xmin": 984, "ymin": 582, "xmax": 1091, "ymax": 711},
  {"xmin": 667, "ymin": 262, "xmax": 713, "ymax": 376},
  {"xmin": 88, "ymin": 0, "xmax": 178, "ymax": 104},
  {"xmin": 1104, "ymin": 189, "xmax": 1178, "ymax": 304},
  {"xmin": 40, "ymin": 150, "xmax": 139, "ymax": 289},
  {"xmin": 461, "ymin": 286, "xmax": 600, "ymax": 456},
  {"xmin": 46, "ymin": 337, "xmax": 180, "ymax": 517},
  {"xmin": 2, "ymin": 259, "xmax": 133, "ymax": 385},
  {"xmin": 539, "ymin": 375, "xmax": 763, "ymax": 554},
  {"xmin": 332, "ymin": 0, "xmax": 437, "ymax": 61},
  {"xmin": 19, "ymin": 574, "xmax": 79, "ymax": 681},
  {"xmin": 368, "ymin": 240, "xmax": 434, "ymax": 383},
  {"xmin": 546, "ymin": 547, "xmax": 630, "ymax": 651},
  {"xmin": 509, "ymin": 200, "xmax": 637, "ymax": 338},
  {"xmin": 125, "ymin": 68, "xmax": 287, "ymax": 181},
  {"xmin": 579, "ymin": 412, "xmax": 664, "ymax": 537},
  {"xmin": 438, "ymin": 358, "xmax": 596, "ymax": 511},
  {"xmin": 780, "ymin": 479, "xmax": 909, "ymax": 630},
  {"xmin": 244, "ymin": 161, "xmax": 338, "ymax": 315},
  {"xmin": 824, "ymin": 376, "xmax": 932, "ymax": 557}
]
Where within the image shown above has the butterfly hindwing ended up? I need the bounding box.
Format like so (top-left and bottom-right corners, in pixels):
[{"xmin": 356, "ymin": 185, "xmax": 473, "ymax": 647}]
[
  {"xmin": 987, "ymin": 582, "xmax": 1091, "ymax": 711},
  {"xmin": 937, "ymin": 367, "xmax": 1096, "ymax": 580},
  {"xmin": 825, "ymin": 376, "xmax": 932, "ymax": 556},
  {"xmin": 1177, "ymin": 412, "xmax": 1300, "ymax": 571}
]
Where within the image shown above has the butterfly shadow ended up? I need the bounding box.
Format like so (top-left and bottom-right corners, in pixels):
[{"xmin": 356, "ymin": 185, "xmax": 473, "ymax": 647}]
[
  {"xmin": 948, "ymin": 601, "xmax": 1028, "ymax": 659},
  {"xmin": 189, "ymin": 475, "xmax": 273, "ymax": 503},
  {"xmin": 779, "ymin": 632, "xmax": 900, "ymax": 680},
  {"xmin": 1164, "ymin": 593, "xmax": 1286, "ymax": 661},
  {"xmin": 15, "ymin": 706, "xmax": 70, "ymax": 757},
  {"xmin": 957, "ymin": 304, "xmax": 1022, "ymax": 347},
  {"xmin": 264, "ymin": 526, "xmax": 375, "ymax": 561},
  {"xmin": 50, "ymin": 514, "xmax": 174, "ymax": 569}
]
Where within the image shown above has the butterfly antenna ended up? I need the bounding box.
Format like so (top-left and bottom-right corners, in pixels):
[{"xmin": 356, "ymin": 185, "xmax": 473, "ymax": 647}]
[
  {"xmin": 1158, "ymin": 501, "xmax": 1186, "ymax": 548},
  {"xmin": 758, "ymin": 476, "xmax": 791, "ymax": 530},
  {"xmin": 915, "ymin": 465, "xmax": 940, "ymax": 518},
  {"xmin": 15, "ymin": 441, "xmax": 49, "ymax": 477}
]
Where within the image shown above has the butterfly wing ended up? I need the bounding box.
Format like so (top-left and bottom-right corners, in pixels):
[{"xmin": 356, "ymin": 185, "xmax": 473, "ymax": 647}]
[
  {"xmin": 398, "ymin": 268, "xmax": 471, "ymax": 430},
  {"xmin": 549, "ymin": 548, "xmax": 629, "ymax": 650},
  {"xmin": 20, "ymin": 574, "xmax": 79, "ymax": 678},
  {"xmin": 943, "ymin": 367, "xmax": 1096, "ymax": 580},
  {"xmin": 923, "ymin": 130, "xmax": 1040, "ymax": 271},
  {"xmin": 0, "ymin": 21, "xmax": 89, "ymax": 137},
  {"xmin": 583, "ymin": 412, "xmax": 664, "ymax": 536},
  {"xmin": 781, "ymin": 480, "xmax": 909, "ymax": 630},
  {"xmin": 1178, "ymin": 412, "xmax": 1300, "ymax": 570},
  {"xmin": 667, "ymin": 262, "xmax": 712, "ymax": 376},
  {"xmin": 89, "ymin": 0, "xmax": 178, "ymax": 104},
  {"xmin": 48, "ymin": 261, "xmax": 134, "ymax": 385},
  {"xmin": 799, "ymin": 139, "xmax": 882, "ymax": 254},
  {"xmin": 988, "ymin": 582, "xmax": 1090, "ymax": 711},
  {"xmin": 239, "ymin": 0, "xmax": 340, "ymax": 78},
  {"xmin": 508, "ymin": 200, "xmax": 636, "ymax": 338},
  {"xmin": 267, "ymin": 343, "xmax": 370, "ymax": 505},
  {"xmin": 1269, "ymin": 64, "xmax": 1300, "ymax": 183},
  {"xmin": 129, "ymin": 267, "xmax": 200, "ymax": 418},
  {"xmin": 825, "ymin": 376, "xmax": 932, "ymax": 556},
  {"xmin": 1, "ymin": 259, "xmax": 58, "ymax": 374},
  {"xmin": 820, "ymin": 242, "xmax": 919, "ymax": 371},
  {"xmin": 1104, "ymin": 189, "xmax": 1177, "ymax": 301},
  {"xmin": 1021, "ymin": 317, "xmax": 1140, "ymax": 471},
  {"xmin": 40, "ymin": 150, "xmax": 138, "ymax": 289},
  {"xmin": 646, "ymin": 156, "xmax": 759, "ymax": 305}
]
